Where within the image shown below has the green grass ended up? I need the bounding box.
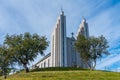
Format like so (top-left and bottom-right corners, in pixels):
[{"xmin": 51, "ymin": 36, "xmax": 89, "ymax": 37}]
[{"xmin": 0, "ymin": 70, "xmax": 120, "ymax": 80}]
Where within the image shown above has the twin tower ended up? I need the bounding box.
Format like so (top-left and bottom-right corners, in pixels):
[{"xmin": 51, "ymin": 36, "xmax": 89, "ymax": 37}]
[{"xmin": 35, "ymin": 10, "xmax": 89, "ymax": 68}]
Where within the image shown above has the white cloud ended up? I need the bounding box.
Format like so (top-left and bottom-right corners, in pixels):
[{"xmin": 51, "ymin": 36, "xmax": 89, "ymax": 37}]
[
  {"xmin": 88, "ymin": 2, "xmax": 120, "ymax": 53},
  {"xmin": 96, "ymin": 54, "xmax": 120, "ymax": 69}
]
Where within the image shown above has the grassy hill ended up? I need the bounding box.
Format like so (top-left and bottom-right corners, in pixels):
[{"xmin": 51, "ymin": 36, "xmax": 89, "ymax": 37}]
[{"xmin": 0, "ymin": 70, "xmax": 120, "ymax": 80}]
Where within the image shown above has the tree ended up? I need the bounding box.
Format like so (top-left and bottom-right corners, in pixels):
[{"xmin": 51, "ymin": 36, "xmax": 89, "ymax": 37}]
[
  {"xmin": 75, "ymin": 35, "xmax": 91, "ymax": 69},
  {"xmin": 4, "ymin": 32, "xmax": 49, "ymax": 72},
  {"xmin": 75, "ymin": 35, "xmax": 110, "ymax": 70},
  {"xmin": 89, "ymin": 35, "xmax": 110, "ymax": 70},
  {"xmin": 0, "ymin": 45, "xmax": 14, "ymax": 79}
]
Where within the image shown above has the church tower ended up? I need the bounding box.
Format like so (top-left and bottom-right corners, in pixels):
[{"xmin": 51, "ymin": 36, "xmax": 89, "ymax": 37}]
[
  {"xmin": 76, "ymin": 17, "xmax": 89, "ymax": 68},
  {"xmin": 76, "ymin": 17, "xmax": 89, "ymax": 38},
  {"xmin": 51, "ymin": 10, "xmax": 67, "ymax": 67}
]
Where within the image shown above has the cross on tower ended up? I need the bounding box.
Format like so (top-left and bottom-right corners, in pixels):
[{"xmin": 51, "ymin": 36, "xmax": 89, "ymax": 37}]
[{"xmin": 71, "ymin": 32, "xmax": 74, "ymax": 37}]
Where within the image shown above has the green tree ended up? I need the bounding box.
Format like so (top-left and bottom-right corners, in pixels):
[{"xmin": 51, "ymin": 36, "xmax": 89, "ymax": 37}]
[
  {"xmin": 4, "ymin": 32, "xmax": 49, "ymax": 72},
  {"xmin": 0, "ymin": 45, "xmax": 13, "ymax": 79},
  {"xmin": 75, "ymin": 35, "xmax": 109, "ymax": 70},
  {"xmin": 75, "ymin": 35, "xmax": 91, "ymax": 69},
  {"xmin": 89, "ymin": 35, "xmax": 110, "ymax": 70}
]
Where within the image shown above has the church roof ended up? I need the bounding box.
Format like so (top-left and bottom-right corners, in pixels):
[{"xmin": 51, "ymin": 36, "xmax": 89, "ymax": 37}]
[{"xmin": 34, "ymin": 53, "xmax": 51, "ymax": 66}]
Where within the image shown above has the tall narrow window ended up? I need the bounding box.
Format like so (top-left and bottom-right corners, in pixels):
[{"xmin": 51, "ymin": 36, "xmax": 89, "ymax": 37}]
[
  {"xmin": 41, "ymin": 63, "xmax": 43, "ymax": 68},
  {"xmin": 48, "ymin": 59, "xmax": 49, "ymax": 67},
  {"xmin": 44, "ymin": 62, "xmax": 46, "ymax": 68}
]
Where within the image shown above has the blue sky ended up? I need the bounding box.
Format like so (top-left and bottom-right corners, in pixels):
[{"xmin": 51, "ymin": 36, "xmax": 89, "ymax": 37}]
[{"xmin": 0, "ymin": 0, "xmax": 120, "ymax": 71}]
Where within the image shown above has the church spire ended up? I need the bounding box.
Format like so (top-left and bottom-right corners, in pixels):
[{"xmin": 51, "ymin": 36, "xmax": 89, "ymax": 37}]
[
  {"xmin": 82, "ymin": 16, "xmax": 86, "ymax": 23},
  {"xmin": 60, "ymin": 8, "xmax": 64, "ymax": 15},
  {"xmin": 61, "ymin": 7, "xmax": 63, "ymax": 12}
]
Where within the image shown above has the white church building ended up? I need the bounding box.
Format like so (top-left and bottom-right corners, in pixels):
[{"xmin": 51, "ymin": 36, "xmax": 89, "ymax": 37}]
[{"xmin": 34, "ymin": 10, "xmax": 89, "ymax": 68}]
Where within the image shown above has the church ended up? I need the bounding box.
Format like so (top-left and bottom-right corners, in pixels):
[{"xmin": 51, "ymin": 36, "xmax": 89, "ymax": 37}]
[{"xmin": 34, "ymin": 10, "xmax": 89, "ymax": 68}]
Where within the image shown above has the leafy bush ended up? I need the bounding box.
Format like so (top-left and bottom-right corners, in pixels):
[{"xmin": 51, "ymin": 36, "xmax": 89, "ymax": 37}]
[{"xmin": 31, "ymin": 67, "xmax": 88, "ymax": 72}]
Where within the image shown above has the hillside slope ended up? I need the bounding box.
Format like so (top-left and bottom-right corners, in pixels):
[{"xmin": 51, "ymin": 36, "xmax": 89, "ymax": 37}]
[{"xmin": 0, "ymin": 70, "xmax": 120, "ymax": 80}]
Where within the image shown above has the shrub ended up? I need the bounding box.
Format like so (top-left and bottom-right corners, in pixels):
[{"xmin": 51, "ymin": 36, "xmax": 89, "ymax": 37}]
[{"xmin": 30, "ymin": 67, "xmax": 88, "ymax": 72}]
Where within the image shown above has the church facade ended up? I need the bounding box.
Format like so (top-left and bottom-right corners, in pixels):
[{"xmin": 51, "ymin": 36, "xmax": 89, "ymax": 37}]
[{"xmin": 34, "ymin": 10, "xmax": 89, "ymax": 68}]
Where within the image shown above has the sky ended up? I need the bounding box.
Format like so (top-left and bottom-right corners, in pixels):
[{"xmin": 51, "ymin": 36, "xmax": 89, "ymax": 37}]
[{"xmin": 0, "ymin": 0, "xmax": 120, "ymax": 72}]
